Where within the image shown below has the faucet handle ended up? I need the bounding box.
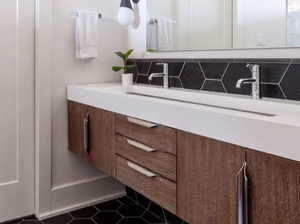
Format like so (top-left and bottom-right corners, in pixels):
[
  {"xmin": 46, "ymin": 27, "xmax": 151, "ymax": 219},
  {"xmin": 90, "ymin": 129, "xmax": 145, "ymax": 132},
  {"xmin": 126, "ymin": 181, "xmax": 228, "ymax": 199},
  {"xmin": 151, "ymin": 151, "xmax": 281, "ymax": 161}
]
[{"xmin": 246, "ymin": 64, "xmax": 260, "ymax": 71}]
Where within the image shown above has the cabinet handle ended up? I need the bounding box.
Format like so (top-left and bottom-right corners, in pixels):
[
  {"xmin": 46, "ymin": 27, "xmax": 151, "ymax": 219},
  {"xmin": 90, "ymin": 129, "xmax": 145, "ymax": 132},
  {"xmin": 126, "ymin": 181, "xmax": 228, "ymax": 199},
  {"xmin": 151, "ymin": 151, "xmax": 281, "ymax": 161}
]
[
  {"xmin": 127, "ymin": 161, "xmax": 158, "ymax": 178},
  {"xmin": 127, "ymin": 117, "xmax": 158, "ymax": 128},
  {"xmin": 83, "ymin": 112, "xmax": 90, "ymax": 154},
  {"xmin": 126, "ymin": 139, "xmax": 157, "ymax": 152},
  {"xmin": 236, "ymin": 162, "xmax": 248, "ymax": 224}
]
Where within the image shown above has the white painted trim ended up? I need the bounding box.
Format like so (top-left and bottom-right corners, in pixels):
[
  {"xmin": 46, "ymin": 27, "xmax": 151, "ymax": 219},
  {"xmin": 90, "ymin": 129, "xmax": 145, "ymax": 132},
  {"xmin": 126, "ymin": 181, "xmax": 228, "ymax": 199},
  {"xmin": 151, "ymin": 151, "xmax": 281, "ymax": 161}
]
[
  {"xmin": 37, "ymin": 191, "xmax": 126, "ymax": 220},
  {"xmin": 51, "ymin": 175, "xmax": 108, "ymax": 191},
  {"xmin": 141, "ymin": 47, "xmax": 300, "ymax": 59}
]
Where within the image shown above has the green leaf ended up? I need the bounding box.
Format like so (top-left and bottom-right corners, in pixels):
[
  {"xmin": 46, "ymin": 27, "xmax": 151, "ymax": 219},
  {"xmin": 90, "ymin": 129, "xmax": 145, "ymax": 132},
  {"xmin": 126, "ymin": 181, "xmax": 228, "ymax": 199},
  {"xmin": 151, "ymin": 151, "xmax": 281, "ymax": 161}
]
[
  {"xmin": 112, "ymin": 66, "xmax": 123, "ymax": 72},
  {"xmin": 124, "ymin": 49, "xmax": 134, "ymax": 61},
  {"xmin": 115, "ymin": 52, "xmax": 125, "ymax": 60}
]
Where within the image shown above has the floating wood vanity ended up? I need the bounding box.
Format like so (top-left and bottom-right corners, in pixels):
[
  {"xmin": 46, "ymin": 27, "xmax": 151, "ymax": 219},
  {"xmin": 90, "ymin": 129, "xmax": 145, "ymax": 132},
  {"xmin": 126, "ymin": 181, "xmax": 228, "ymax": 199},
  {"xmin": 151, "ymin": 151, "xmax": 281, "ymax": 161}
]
[{"xmin": 68, "ymin": 100, "xmax": 300, "ymax": 224}]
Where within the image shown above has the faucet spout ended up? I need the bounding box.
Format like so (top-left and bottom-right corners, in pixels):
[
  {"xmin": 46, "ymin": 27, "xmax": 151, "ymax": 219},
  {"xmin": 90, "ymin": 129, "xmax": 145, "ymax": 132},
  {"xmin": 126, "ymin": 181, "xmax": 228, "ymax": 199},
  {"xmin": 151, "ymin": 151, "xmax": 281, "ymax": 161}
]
[
  {"xmin": 235, "ymin": 64, "xmax": 261, "ymax": 99},
  {"xmin": 148, "ymin": 73, "xmax": 165, "ymax": 81},
  {"xmin": 236, "ymin": 78, "xmax": 257, "ymax": 88},
  {"xmin": 148, "ymin": 63, "xmax": 169, "ymax": 88}
]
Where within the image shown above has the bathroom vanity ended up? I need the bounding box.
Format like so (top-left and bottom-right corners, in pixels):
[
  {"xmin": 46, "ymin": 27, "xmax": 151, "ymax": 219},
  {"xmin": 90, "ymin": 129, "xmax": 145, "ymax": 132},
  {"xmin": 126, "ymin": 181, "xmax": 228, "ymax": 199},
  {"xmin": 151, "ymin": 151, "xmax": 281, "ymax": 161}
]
[{"xmin": 67, "ymin": 83, "xmax": 300, "ymax": 224}]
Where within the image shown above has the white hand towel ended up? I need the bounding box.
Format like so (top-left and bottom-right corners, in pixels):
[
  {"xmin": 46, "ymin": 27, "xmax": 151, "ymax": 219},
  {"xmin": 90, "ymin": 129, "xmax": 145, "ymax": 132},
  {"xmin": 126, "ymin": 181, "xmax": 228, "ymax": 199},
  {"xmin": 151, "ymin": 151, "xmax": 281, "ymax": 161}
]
[
  {"xmin": 157, "ymin": 18, "xmax": 175, "ymax": 50},
  {"xmin": 76, "ymin": 10, "xmax": 99, "ymax": 59}
]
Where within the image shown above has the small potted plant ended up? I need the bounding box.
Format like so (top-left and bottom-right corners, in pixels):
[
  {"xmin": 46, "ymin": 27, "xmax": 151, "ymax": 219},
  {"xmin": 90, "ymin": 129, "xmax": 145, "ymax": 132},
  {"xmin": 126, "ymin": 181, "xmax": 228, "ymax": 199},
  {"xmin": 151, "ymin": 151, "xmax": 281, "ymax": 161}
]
[{"xmin": 112, "ymin": 49, "xmax": 135, "ymax": 88}]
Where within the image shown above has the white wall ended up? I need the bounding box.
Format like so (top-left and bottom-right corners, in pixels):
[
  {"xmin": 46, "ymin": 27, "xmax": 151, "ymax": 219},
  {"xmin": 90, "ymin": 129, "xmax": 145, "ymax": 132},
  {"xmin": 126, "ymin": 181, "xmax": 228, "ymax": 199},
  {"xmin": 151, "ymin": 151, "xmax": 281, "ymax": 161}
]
[
  {"xmin": 129, "ymin": 0, "xmax": 300, "ymax": 58},
  {"xmin": 51, "ymin": 0, "xmax": 126, "ymax": 188},
  {"xmin": 36, "ymin": 0, "xmax": 127, "ymax": 218}
]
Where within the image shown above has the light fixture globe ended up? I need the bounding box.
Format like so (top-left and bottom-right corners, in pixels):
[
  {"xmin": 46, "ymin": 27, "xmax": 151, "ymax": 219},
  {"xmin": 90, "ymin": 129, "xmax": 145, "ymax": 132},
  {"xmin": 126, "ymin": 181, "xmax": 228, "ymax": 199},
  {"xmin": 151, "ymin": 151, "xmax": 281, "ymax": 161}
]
[{"xmin": 118, "ymin": 0, "xmax": 135, "ymax": 26}]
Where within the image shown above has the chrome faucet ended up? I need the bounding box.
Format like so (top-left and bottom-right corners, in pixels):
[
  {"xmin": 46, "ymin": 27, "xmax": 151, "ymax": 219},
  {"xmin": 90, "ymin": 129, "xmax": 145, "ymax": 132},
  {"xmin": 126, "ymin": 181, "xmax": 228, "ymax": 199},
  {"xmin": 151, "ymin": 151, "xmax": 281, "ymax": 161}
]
[
  {"xmin": 236, "ymin": 64, "xmax": 261, "ymax": 100},
  {"xmin": 148, "ymin": 63, "xmax": 169, "ymax": 88}
]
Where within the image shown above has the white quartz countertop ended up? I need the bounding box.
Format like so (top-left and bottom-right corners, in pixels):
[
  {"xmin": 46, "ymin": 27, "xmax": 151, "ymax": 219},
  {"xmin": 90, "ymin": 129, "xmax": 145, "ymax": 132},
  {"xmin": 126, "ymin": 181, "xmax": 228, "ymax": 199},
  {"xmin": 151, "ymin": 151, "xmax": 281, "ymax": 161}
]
[{"xmin": 68, "ymin": 83, "xmax": 300, "ymax": 162}]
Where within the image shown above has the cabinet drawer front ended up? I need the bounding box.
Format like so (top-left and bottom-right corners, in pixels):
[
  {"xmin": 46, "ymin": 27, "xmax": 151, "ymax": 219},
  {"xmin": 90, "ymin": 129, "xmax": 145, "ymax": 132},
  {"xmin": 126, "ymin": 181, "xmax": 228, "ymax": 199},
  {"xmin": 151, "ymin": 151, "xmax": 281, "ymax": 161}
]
[
  {"xmin": 115, "ymin": 114, "xmax": 176, "ymax": 155},
  {"xmin": 116, "ymin": 156, "xmax": 177, "ymax": 214},
  {"xmin": 116, "ymin": 135, "xmax": 176, "ymax": 181}
]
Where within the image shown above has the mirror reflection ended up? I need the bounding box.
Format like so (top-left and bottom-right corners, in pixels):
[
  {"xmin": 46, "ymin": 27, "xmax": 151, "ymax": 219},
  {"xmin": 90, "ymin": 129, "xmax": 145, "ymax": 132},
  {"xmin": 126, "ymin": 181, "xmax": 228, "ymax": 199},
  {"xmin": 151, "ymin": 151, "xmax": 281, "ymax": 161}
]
[{"xmin": 147, "ymin": 0, "xmax": 300, "ymax": 51}]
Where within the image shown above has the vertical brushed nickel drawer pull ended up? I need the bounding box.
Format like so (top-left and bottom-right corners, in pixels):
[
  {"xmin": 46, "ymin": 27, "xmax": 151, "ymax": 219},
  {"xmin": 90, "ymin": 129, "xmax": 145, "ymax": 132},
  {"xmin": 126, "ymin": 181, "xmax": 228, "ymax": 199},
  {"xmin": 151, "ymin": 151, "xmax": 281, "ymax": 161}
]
[
  {"xmin": 83, "ymin": 112, "xmax": 90, "ymax": 154},
  {"xmin": 127, "ymin": 117, "xmax": 158, "ymax": 128},
  {"xmin": 127, "ymin": 161, "xmax": 159, "ymax": 178},
  {"xmin": 236, "ymin": 162, "xmax": 248, "ymax": 224},
  {"xmin": 126, "ymin": 139, "xmax": 157, "ymax": 152}
]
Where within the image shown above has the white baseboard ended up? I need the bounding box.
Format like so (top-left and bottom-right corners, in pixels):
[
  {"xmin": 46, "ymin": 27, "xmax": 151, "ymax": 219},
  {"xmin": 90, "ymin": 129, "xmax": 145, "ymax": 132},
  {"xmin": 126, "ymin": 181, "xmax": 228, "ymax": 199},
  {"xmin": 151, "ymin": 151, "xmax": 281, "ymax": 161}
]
[
  {"xmin": 37, "ymin": 176, "xmax": 125, "ymax": 220},
  {"xmin": 38, "ymin": 191, "xmax": 126, "ymax": 220}
]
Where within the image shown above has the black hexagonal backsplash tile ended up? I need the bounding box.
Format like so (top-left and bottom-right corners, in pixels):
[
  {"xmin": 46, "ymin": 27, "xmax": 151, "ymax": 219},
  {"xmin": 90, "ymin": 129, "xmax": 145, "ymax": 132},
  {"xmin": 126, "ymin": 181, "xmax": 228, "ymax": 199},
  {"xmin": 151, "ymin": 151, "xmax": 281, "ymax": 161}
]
[
  {"xmin": 223, "ymin": 63, "xmax": 252, "ymax": 95},
  {"xmin": 260, "ymin": 63, "xmax": 289, "ymax": 83},
  {"xmin": 202, "ymin": 80, "xmax": 225, "ymax": 93},
  {"xmin": 280, "ymin": 64, "xmax": 300, "ymax": 101},
  {"xmin": 180, "ymin": 62, "xmax": 205, "ymax": 90},
  {"xmin": 261, "ymin": 84, "xmax": 285, "ymax": 99},
  {"xmin": 129, "ymin": 58, "xmax": 300, "ymax": 102},
  {"xmin": 201, "ymin": 62, "xmax": 228, "ymax": 79}
]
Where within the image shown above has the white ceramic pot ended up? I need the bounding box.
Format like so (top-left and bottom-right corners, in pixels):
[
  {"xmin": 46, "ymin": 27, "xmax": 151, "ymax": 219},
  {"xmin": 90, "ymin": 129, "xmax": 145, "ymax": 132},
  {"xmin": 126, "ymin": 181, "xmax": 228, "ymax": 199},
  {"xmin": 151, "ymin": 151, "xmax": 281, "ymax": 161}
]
[{"xmin": 122, "ymin": 73, "xmax": 133, "ymax": 91}]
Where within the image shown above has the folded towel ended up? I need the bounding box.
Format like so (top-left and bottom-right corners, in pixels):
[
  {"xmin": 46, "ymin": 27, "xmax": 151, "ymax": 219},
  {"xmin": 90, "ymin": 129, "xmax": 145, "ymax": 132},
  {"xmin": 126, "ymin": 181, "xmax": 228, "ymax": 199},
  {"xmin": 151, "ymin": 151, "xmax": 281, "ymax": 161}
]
[
  {"xmin": 157, "ymin": 18, "xmax": 175, "ymax": 50},
  {"xmin": 75, "ymin": 10, "xmax": 99, "ymax": 59}
]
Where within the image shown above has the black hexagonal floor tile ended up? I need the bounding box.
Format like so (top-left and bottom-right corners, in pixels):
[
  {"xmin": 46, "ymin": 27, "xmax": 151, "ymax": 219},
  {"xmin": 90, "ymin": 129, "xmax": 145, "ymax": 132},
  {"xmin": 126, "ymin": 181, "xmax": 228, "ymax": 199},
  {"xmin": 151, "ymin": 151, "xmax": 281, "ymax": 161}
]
[
  {"xmin": 93, "ymin": 211, "xmax": 122, "ymax": 224},
  {"xmin": 43, "ymin": 214, "xmax": 72, "ymax": 224},
  {"xmin": 141, "ymin": 211, "xmax": 163, "ymax": 223},
  {"xmin": 118, "ymin": 204, "xmax": 144, "ymax": 217},
  {"xmin": 95, "ymin": 199, "xmax": 122, "ymax": 211},
  {"xmin": 118, "ymin": 217, "xmax": 148, "ymax": 224},
  {"xmin": 201, "ymin": 62, "xmax": 228, "ymax": 79},
  {"xmin": 118, "ymin": 196, "xmax": 136, "ymax": 205},
  {"xmin": 135, "ymin": 192, "xmax": 150, "ymax": 209},
  {"xmin": 164, "ymin": 209, "xmax": 184, "ymax": 224},
  {"xmin": 22, "ymin": 221, "xmax": 41, "ymax": 224},
  {"xmin": 280, "ymin": 64, "xmax": 300, "ymax": 101},
  {"xmin": 69, "ymin": 219, "xmax": 94, "ymax": 224},
  {"xmin": 23, "ymin": 215, "xmax": 38, "ymax": 221},
  {"xmin": 180, "ymin": 62, "xmax": 205, "ymax": 90},
  {"xmin": 147, "ymin": 202, "xmax": 164, "ymax": 220},
  {"xmin": 70, "ymin": 206, "xmax": 98, "ymax": 219},
  {"xmin": 222, "ymin": 63, "xmax": 252, "ymax": 95},
  {"xmin": 126, "ymin": 187, "xmax": 137, "ymax": 201}
]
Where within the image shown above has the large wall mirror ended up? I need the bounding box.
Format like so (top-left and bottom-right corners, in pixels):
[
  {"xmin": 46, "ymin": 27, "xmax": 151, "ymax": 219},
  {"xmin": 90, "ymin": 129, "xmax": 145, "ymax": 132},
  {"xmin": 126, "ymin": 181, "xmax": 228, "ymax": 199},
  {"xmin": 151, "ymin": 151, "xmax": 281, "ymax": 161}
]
[{"xmin": 147, "ymin": 0, "xmax": 300, "ymax": 51}]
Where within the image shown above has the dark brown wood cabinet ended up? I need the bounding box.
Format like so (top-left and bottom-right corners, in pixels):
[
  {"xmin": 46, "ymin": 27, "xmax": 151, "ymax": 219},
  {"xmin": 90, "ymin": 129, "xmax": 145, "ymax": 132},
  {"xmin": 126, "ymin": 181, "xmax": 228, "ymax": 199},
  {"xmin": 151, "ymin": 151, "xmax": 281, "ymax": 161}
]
[
  {"xmin": 68, "ymin": 101, "xmax": 88, "ymax": 159},
  {"xmin": 177, "ymin": 131, "xmax": 245, "ymax": 224},
  {"xmin": 68, "ymin": 101, "xmax": 115, "ymax": 175},
  {"xmin": 247, "ymin": 150, "xmax": 300, "ymax": 224},
  {"xmin": 68, "ymin": 101, "xmax": 300, "ymax": 224}
]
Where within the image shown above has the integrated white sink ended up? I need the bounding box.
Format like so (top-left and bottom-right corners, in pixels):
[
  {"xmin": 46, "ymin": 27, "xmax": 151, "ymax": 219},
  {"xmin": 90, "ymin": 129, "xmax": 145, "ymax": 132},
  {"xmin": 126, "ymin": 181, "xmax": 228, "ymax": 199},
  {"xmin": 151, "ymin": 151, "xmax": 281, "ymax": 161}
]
[
  {"xmin": 67, "ymin": 83, "xmax": 300, "ymax": 162},
  {"xmin": 125, "ymin": 84, "xmax": 300, "ymax": 118}
]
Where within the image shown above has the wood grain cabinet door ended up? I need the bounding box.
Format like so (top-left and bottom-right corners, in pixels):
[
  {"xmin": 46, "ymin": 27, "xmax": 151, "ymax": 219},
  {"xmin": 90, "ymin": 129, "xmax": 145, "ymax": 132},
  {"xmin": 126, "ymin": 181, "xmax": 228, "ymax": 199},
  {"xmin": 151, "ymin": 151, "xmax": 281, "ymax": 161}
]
[
  {"xmin": 88, "ymin": 106, "xmax": 115, "ymax": 176},
  {"xmin": 177, "ymin": 131, "xmax": 245, "ymax": 224},
  {"xmin": 247, "ymin": 150, "xmax": 300, "ymax": 224},
  {"xmin": 68, "ymin": 101, "xmax": 89, "ymax": 159}
]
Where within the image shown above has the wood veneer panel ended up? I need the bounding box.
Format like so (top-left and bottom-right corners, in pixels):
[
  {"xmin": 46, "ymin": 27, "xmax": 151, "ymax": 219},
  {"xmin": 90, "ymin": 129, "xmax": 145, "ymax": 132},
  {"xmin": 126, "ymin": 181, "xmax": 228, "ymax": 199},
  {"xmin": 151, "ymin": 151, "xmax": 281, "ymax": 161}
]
[
  {"xmin": 247, "ymin": 150, "xmax": 300, "ymax": 224},
  {"xmin": 177, "ymin": 131, "xmax": 245, "ymax": 224}
]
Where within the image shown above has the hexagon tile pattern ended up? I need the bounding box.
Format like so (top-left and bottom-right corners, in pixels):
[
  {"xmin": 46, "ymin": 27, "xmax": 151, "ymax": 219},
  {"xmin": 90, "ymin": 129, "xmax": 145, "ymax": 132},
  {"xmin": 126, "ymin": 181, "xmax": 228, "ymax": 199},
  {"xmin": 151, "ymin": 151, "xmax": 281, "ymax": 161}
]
[
  {"xmin": 128, "ymin": 58, "xmax": 300, "ymax": 101},
  {"xmin": 3, "ymin": 187, "xmax": 188, "ymax": 224}
]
